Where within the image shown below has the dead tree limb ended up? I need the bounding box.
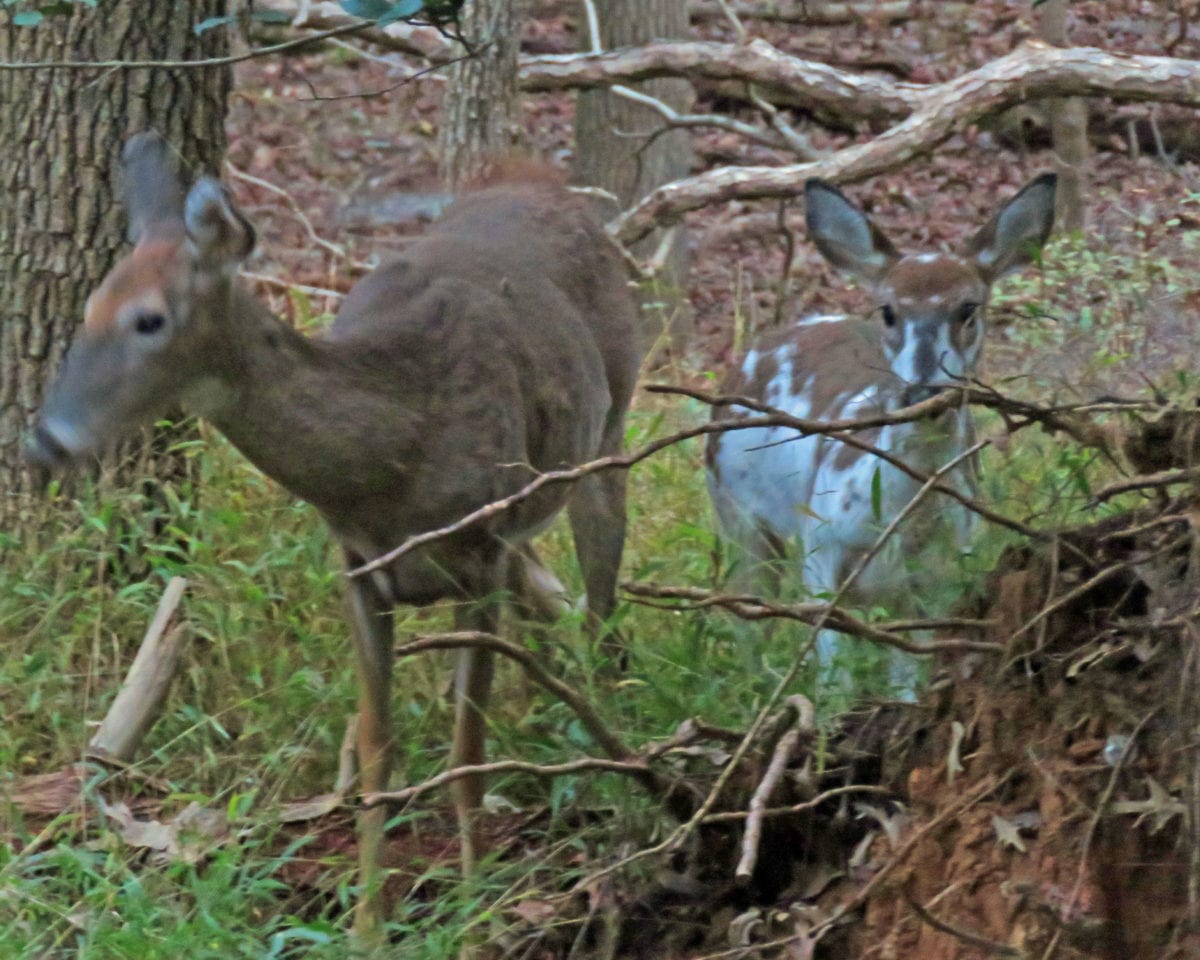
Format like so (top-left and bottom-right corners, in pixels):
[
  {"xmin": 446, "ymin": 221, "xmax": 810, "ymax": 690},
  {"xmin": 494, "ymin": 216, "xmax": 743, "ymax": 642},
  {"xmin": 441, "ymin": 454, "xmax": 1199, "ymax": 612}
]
[
  {"xmin": 88, "ymin": 577, "xmax": 189, "ymax": 764},
  {"xmin": 689, "ymin": 0, "xmax": 970, "ymax": 25},
  {"xmin": 608, "ymin": 42, "xmax": 1200, "ymax": 244}
]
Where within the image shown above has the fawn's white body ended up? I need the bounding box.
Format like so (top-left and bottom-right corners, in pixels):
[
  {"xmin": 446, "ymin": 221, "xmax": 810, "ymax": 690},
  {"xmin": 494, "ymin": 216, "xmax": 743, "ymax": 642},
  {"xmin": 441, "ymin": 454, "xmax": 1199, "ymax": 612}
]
[{"xmin": 706, "ymin": 175, "xmax": 1058, "ymax": 692}]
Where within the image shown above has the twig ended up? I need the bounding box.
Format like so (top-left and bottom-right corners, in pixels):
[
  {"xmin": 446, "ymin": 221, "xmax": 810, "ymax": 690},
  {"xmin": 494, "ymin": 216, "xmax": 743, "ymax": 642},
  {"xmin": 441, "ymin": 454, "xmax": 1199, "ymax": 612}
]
[
  {"xmin": 622, "ymin": 583, "xmax": 1003, "ymax": 654},
  {"xmin": 0, "ymin": 22, "xmax": 370, "ymax": 71},
  {"xmin": 239, "ymin": 270, "xmax": 345, "ymax": 302},
  {"xmin": 904, "ymin": 890, "xmax": 1023, "ymax": 957},
  {"xmin": 365, "ymin": 757, "xmax": 655, "ymax": 807},
  {"xmin": 700, "ymin": 783, "xmax": 893, "ymax": 824},
  {"xmin": 735, "ymin": 695, "xmax": 813, "ymax": 884},
  {"xmin": 1091, "ymin": 466, "xmax": 1200, "ymax": 504},
  {"xmin": 226, "ymin": 162, "xmax": 372, "ymax": 271}
]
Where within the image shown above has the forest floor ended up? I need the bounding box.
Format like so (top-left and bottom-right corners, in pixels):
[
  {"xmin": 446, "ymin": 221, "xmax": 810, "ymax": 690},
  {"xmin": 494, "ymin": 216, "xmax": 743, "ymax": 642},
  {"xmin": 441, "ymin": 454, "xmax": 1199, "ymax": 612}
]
[{"xmin": 7, "ymin": 1, "xmax": 1200, "ymax": 958}]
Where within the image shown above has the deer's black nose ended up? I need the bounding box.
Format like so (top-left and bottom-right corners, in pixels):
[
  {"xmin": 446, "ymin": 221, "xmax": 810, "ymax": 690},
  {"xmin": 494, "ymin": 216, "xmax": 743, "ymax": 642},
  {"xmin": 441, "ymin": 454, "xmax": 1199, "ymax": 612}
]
[{"xmin": 26, "ymin": 423, "xmax": 72, "ymax": 468}]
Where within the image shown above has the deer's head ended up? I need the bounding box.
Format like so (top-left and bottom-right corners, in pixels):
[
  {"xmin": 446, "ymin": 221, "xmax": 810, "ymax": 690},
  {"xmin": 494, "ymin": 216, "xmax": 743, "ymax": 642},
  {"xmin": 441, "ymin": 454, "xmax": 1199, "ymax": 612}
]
[
  {"xmin": 28, "ymin": 132, "xmax": 256, "ymax": 467},
  {"xmin": 804, "ymin": 173, "xmax": 1057, "ymax": 405}
]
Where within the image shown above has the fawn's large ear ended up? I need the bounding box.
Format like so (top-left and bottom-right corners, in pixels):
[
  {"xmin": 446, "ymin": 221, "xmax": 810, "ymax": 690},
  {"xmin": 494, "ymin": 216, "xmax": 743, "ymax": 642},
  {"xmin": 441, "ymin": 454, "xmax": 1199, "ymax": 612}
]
[
  {"xmin": 122, "ymin": 131, "xmax": 187, "ymax": 242},
  {"xmin": 967, "ymin": 173, "xmax": 1057, "ymax": 282},
  {"xmin": 184, "ymin": 177, "xmax": 256, "ymax": 269},
  {"xmin": 804, "ymin": 178, "xmax": 900, "ymax": 282}
]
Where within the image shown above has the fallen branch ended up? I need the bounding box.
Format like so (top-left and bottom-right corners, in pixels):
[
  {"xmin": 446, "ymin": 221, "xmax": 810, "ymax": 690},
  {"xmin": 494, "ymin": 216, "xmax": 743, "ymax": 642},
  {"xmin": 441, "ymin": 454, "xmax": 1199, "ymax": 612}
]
[
  {"xmin": 607, "ymin": 42, "xmax": 1200, "ymax": 244},
  {"xmin": 88, "ymin": 577, "xmax": 189, "ymax": 764},
  {"xmin": 735, "ymin": 695, "xmax": 814, "ymax": 884},
  {"xmin": 689, "ymin": 0, "xmax": 971, "ymax": 25},
  {"xmin": 904, "ymin": 890, "xmax": 1023, "ymax": 958}
]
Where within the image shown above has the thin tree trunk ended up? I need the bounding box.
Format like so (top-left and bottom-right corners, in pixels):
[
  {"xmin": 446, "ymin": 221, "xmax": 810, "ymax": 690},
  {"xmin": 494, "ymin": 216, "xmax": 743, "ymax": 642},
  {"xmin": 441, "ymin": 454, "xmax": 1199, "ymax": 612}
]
[
  {"xmin": 438, "ymin": 0, "xmax": 523, "ymax": 189},
  {"xmin": 0, "ymin": 2, "xmax": 230, "ymax": 546},
  {"xmin": 1037, "ymin": 0, "xmax": 1088, "ymax": 233},
  {"xmin": 573, "ymin": 0, "xmax": 694, "ymax": 352}
]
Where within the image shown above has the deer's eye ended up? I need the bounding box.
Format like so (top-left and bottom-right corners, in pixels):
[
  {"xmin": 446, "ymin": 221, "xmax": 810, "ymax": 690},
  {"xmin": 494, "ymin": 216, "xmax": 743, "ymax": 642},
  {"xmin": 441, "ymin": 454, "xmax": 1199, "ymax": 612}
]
[
  {"xmin": 958, "ymin": 302, "xmax": 980, "ymax": 324},
  {"xmin": 881, "ymin": 305, "xmax": 897, "ymax": 327},
  {"xmin": 134, "ymin": 312, "xmax": 166, "ymax": 336}
]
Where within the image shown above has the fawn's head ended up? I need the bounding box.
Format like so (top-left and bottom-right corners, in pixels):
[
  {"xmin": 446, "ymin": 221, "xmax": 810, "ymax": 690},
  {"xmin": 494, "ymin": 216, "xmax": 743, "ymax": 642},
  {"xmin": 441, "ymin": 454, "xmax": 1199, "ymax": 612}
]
[
  {"xmin": 29, "ymin": 131, "xmax": 256, "ymax": 467},
  {"xmin": 804, "ymin": 173, "xmax": 1057, "ymax": 405}
]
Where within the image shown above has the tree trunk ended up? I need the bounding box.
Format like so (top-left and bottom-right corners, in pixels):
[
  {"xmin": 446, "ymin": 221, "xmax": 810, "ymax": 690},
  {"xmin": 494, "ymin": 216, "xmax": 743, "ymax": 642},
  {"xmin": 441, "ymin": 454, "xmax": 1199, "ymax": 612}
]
[
  {"xmin": 438, "ymin": 0, "xmax": 523, "ymax": 189},
  {"xmin": 1037, "ymin": 0, "xmax": 1088, "ymax": 233},
  {"xmin": 0, "ymin": 2, "xmax": 230, "ymax": 544},
  {"xmin": 573, "ymin": 0, "xmax": 693, "ymax": 353}
]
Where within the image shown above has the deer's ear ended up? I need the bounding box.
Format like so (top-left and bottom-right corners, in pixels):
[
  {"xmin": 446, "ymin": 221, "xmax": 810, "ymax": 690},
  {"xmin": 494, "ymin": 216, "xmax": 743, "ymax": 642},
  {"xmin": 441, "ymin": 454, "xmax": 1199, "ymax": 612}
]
[
  {"xmin": 805, "ymin": 178, "xmax": 900, "ymax": 282},
  {"xmin": 122, "ymin": 131, "xmax": 187, "ymax": 242},
  {"xmin": 184, "ymin": 178, "xmax": 256, "ymax": 269},
  {"xmin": 967, "ymin": 173, "xmax": 1057, "ymax": 281}
]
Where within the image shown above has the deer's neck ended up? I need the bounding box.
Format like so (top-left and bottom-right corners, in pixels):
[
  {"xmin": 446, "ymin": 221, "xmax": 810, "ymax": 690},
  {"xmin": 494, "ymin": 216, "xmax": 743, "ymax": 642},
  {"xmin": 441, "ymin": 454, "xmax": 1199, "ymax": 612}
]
[{"xmin": 198, "ymin": 288, "xmax": 422, "ymax": 514}]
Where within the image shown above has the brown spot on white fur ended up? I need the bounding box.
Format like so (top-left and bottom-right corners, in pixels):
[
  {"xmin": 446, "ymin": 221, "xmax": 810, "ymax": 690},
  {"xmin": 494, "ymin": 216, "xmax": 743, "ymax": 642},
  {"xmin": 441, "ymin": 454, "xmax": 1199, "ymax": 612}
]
[{"xmin": 83, "ymin": 238, "xmax": 181, "ymax": 333}]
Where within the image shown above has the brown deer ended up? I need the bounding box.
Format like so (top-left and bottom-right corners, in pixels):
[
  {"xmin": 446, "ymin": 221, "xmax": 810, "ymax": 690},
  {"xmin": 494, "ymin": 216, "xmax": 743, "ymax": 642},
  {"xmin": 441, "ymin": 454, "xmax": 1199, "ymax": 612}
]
[
  {"xmin": 28, "ymin": 132, "xmax": 643, "ymax": 933},
  {"xmin": 706, "ymin": 174, "xmax": 1056, "ymax": 698}
]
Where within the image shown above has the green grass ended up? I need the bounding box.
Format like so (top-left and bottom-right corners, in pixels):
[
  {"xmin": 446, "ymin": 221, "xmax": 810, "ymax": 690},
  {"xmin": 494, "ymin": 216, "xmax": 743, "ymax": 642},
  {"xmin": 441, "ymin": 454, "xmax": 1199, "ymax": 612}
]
[{"xmin": 2, "ymin": 216, "xmax": 1195, "ymax": 955}]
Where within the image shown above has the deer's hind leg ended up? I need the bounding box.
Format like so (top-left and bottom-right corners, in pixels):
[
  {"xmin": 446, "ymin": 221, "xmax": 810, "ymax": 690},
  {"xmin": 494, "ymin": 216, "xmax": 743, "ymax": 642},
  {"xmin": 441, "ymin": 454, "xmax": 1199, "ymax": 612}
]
[
  {"xmin": 448, "ymin": 549, "xmax": 509, "ymax": 874},
  {"xmin": 567, "ymin": 420, "xmax": 630, "ymax": 666},
  {"xmin": 344, "ymin": 557, "xmax": 396, "ymax": 940}
]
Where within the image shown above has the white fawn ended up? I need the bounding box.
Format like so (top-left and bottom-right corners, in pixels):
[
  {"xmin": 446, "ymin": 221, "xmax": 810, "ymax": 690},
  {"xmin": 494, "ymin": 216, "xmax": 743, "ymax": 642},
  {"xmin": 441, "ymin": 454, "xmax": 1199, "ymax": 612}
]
[
  {"xmin": 706, "ymin": 173, "xmax": 1057, "ymax": 694},
  {"xmin": 29, "ymin": 132, "xmax": 644, "ymax": 933}
]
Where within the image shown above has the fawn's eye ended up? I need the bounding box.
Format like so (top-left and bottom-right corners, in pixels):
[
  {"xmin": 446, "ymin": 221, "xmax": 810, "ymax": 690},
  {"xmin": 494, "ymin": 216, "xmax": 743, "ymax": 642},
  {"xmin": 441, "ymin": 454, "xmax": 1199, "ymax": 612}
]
[
  {"xmin": 881, "ymin": 305, "xmax": 897, "ymax": 327},
  {"xmin": 958, "ymin": 302, "xmax": 980, "ymax": 324},
  {"xmin": 134, "ymin": 312, "xmax": 166, "ymax": 336}
]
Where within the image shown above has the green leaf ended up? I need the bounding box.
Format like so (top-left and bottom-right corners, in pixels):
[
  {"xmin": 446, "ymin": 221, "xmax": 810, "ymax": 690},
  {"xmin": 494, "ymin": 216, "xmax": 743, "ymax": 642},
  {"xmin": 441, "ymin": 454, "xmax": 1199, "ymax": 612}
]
[
  {"xmin": 870, "ymin": 467, "xmax": 883, "ymax": 522},
  {"xmin": 339, "ymin": 0, "xmax": 394, "ymax": 17},
  {"xmin": 378, "ymin": 0, "xmax": 424, "ymax": 24},
  {"xmin": 194, "ymin": 13, "xmax": 233, "ymax": 33}
]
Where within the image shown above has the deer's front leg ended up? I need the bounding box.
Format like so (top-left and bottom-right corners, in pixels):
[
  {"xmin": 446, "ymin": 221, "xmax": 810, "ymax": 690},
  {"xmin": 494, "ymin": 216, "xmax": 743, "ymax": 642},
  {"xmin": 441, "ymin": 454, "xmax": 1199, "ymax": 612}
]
[
  {"xmin": 345, "ymin": 563, "xmax": 396, "ymax": 939},
  {"xmin": 449, "ymin": 598, "xmax": 499, "ymax": 874}
]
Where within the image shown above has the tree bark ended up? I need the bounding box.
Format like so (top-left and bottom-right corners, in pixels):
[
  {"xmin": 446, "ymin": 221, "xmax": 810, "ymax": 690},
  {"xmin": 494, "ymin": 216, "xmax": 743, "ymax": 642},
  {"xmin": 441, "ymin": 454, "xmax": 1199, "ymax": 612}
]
[
  {"xmin": 437, "ymin": 0, "xmax": 523, "ymax": 189},
  {"xmin": 610, "ymin": 41, "xmax": 1200, "ymax": 246},
  {"xmin": 573, "ymin": 0, "xmax": 693, "ymax": 351},
  {"xmin": 1037, "ymin": 0, "xmax": 1089, "ymax": 233},
  {"xmin": 0, "ymin": 2, "xmax": 230, "ymax": 542}
]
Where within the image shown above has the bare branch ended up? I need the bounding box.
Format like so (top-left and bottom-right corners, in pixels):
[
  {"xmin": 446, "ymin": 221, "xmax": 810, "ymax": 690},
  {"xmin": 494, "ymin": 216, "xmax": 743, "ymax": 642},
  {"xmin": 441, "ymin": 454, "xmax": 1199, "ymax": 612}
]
[
  {"xmin": 622, "ymin": 583, "xmax": 1003, "ymax": 655},
  {"xmin": 394, "ymin": 632, "xmax": 666, "ymax": 794},
  {"xmin": 904, "ymin": 891, "xmax": 1023, "ymax": 958},
  {"xmin": 1092, "ymin": 466, "xmax": 1200, "ymax": 504},
  {"xmin": 0, "ymin": 22, "xmax": 370, "ymax": 71}
]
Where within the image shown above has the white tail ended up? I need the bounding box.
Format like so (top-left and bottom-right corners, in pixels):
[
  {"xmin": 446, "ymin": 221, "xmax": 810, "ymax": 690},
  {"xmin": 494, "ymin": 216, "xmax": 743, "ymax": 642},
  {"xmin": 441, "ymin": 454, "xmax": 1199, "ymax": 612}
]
[
  {"xmin": 29, "ymin": 133, "xmax": 644, "ymax": 933},
  {"xmin": 706, "ymin": 173, "xmax": 1057, "ymax": 694}
]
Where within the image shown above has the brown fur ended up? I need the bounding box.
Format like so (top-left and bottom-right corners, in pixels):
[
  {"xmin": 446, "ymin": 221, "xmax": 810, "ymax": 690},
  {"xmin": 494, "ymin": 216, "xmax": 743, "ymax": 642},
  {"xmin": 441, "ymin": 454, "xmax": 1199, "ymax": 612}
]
[{"xmin": 84, "ymin": 239, "xmax": 181, "ymax": 333}]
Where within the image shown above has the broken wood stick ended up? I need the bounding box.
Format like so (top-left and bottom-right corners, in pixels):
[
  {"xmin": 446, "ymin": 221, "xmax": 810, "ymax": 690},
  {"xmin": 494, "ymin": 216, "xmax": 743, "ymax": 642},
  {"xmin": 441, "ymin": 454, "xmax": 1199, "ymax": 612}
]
[{"xmin": 88, "ymin": 577, "xmax": 189, "ymax": 764}]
